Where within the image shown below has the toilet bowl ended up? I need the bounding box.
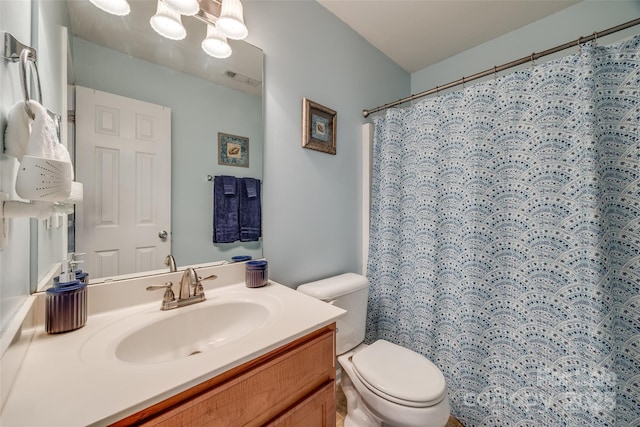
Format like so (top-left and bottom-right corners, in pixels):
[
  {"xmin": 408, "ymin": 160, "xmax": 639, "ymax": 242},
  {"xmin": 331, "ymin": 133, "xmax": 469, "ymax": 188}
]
[
  {"xmin": 338, "ymin": 341, "xmax": 450, "ymax": 427},
  {"xmin": 297, "ymin": 273, "xmax": 450, "ymax": 427}
]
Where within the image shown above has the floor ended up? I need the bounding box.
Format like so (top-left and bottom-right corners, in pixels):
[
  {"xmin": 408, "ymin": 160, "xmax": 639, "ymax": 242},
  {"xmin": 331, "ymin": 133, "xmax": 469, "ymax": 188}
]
[
  {"xmin": 335, "ymin": 383, "xmax": 464, "ymax": 427},
  {"xmin": 336, "ymin": 383, "xmax": 347, "ymax": 427}
]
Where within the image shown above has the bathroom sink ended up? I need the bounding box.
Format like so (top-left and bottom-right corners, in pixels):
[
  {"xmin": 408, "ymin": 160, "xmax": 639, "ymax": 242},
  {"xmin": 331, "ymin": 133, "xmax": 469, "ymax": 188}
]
[{"xmin": 115, "ymin": 301, "xmax": 270, "ymax": 364}]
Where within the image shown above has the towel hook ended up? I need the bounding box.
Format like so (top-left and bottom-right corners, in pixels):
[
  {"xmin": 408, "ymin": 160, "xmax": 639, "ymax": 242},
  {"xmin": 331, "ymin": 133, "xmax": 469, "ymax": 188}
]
[{"xmin": 19, "ymin": 48, "xmax": 42, "ymax": 120}]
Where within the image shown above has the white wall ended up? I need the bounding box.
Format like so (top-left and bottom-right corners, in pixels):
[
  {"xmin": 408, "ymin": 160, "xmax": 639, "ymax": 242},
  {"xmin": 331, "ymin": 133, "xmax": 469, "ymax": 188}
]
[
  {"xmin": 412, "ymin": 0, "xmax": 640, "ymax": 94},
  {"xmin": 243, "ymin": 1, "xmax": 410, "ymax": 287}
]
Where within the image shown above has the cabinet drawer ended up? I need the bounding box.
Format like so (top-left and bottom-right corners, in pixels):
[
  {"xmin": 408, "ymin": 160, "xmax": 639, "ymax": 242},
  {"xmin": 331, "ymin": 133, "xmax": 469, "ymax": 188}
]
[{"xmin": 115, "ymin": 325, "xmax": 336, "ymax": 427}]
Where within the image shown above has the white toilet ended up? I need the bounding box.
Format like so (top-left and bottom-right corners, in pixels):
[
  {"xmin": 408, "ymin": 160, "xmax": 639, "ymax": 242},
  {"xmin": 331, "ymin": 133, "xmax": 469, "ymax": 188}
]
[{"xmin": 297, "ymin": 273, "xmax": 450, "ymax": 427}]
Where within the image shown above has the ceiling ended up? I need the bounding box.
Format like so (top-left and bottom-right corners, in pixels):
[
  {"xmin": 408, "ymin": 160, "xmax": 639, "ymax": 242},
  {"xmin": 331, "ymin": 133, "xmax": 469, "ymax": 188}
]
[
  {"xmin": 66, "ymin": 0, "xmax": 263, "ymax": 95},
  {"xmin": 317, "ymin": 0, "xmax": 579, "ymax": 73},
  {"xmin": 67, "ymin": 0, "xmax": 579, "ymax": 90}
]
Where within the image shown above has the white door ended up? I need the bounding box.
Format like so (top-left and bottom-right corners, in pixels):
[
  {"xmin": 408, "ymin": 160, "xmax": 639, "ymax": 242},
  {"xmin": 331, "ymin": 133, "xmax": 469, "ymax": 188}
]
[{"xmin": 75, "ymin": 86, "xmax": 171, "ymax": 279}]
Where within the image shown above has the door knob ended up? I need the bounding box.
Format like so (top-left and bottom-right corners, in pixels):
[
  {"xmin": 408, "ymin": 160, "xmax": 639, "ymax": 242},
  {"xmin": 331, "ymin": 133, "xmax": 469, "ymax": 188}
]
[{"xmin": 158, "ymin": 230, "xmax": 168, "ymax": 240}]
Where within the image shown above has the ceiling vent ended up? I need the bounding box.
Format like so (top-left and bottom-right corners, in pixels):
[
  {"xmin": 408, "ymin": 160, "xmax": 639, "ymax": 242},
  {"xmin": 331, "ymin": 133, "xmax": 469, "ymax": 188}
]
[{"xmin": 224, "ymin": 70, "xmax": 261, "ymax": 87}]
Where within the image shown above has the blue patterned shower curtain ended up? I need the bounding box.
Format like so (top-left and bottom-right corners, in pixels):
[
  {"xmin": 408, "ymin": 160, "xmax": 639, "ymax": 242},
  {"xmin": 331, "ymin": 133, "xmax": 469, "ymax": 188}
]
[{"xmin": 366, "ymin": 35, "xmax": 640, "ymax": 427}]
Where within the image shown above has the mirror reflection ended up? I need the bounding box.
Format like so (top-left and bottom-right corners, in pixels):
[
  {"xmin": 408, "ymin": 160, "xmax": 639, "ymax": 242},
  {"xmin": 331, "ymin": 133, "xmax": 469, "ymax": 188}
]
[{"xmin": 41, "ymin": 0, "xmax": 263, "ymax": 286}]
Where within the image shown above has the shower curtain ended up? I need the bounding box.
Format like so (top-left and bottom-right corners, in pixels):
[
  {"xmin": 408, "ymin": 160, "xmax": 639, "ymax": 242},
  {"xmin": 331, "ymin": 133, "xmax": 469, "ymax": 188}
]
[{"xmin": 366, "ymin": 35, "xmax": 639, "ymax": 427}]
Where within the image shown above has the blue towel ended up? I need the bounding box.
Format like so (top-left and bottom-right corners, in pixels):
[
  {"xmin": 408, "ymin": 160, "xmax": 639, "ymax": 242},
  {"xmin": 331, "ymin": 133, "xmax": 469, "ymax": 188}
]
[
  {"xmin": 213, "ymin": 175, "xmax": 240, "ymax": 243},
  {"xmin": 239, "ymin": 178, "xmax": 261, "ymax": 242},
  {"xmin": 222, "ymin": 175, "xmax": 236, "ymax": 195}
]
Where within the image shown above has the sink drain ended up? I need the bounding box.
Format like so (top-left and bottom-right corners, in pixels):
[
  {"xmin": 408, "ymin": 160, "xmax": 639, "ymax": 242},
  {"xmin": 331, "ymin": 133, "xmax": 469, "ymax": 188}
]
[{"xmin": 189, "ymin": 350, "xmax": 202, "ymax": 356}]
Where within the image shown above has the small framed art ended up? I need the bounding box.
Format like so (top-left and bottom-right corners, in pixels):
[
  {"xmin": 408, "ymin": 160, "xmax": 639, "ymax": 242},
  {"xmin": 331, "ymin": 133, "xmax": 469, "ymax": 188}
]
[
  {"xmin": 302, "ymin": 97, "xmax": 336, "ymax": 155},
  {"xmin": 218, "ymin": 132, "xmax": 249, "ymax": 167}
]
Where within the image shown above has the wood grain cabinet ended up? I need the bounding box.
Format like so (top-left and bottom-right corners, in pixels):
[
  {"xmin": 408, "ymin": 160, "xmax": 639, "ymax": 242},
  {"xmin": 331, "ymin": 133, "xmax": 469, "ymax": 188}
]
[{"xmin": 111, "ymin": 324, "xmax": 337, "ymax": 427}]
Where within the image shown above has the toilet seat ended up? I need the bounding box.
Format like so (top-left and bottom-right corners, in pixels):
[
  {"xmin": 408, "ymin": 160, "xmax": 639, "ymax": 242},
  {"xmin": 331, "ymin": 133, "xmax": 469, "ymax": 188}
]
[{"xmin": 351, "ymin": 340, "xmax": 447, "ymax": 408}]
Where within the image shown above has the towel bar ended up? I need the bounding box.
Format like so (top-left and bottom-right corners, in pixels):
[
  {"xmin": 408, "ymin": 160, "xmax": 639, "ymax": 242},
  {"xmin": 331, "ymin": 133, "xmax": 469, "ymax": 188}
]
[
  {"xmin": 19, "ymin": 49, "xmax": 42, "ymax": 119},
  {"xmin": 2, "ymin": 30, "xmax": 37, "ymax": 62},
  {"xmin": 2, "ymin": 31, "xmax": 43, "ymax": 120}
]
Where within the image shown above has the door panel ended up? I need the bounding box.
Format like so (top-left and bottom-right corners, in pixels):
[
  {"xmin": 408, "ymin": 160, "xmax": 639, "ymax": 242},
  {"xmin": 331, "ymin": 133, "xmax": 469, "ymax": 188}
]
[{"xmin": 75, "ymin": 86, "xmax": 171, "ymax": 278}]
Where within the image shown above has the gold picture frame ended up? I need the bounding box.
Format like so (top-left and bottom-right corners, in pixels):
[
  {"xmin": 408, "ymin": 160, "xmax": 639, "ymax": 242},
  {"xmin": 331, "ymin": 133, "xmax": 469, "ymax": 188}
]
[{"xmin": 302, "ymin": 97, "xmax": 336, "ymax": 155}]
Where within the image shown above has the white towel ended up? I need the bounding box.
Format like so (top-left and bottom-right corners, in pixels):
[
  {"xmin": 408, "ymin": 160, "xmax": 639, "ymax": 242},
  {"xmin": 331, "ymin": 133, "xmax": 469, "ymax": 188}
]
[
  {"xmin": 28, "ymin": 100, "xmax": 72, "ymax": 166},
  {"xmin": 4, "ymin": 101, "xmax": 31, "ymax": 161},
  {"xmin": 4, "ymin": 100, "xmax": 73, "ymax": 179}
]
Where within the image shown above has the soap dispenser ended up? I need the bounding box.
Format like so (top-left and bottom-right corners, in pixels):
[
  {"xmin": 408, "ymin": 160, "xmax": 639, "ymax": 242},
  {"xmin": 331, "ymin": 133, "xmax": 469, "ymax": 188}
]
[
  {"xmin": 54, "ymin": 253, "xmax": 88, "ymax": 285},
  {"xmin": 45, "ymin": 256, "xmax": 88, "ymax": 334}
]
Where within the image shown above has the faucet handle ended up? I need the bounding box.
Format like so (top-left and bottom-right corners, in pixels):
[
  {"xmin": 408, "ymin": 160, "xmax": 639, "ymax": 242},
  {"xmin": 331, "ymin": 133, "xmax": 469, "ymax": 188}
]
[
  {"xmin": 146, "ymin": 282, "xmax": 176, "ymax": 310},
  {"xmin": 193, "ymin": 274, "xmax": 215, "ymax": 297},
  {"xmin": 193, "ymin": 283, "xmax": 205, "ymax": 297},
  {"xmin": 191, "ymin": 273, "xmax": 204, "ymax": 297}
]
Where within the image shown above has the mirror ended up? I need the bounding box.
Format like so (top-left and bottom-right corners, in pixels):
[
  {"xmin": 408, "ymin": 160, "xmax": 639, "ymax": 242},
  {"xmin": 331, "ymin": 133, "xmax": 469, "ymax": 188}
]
[{"xmin": 37, "ymin": 0, "xmax": 263, "ymax": 287}]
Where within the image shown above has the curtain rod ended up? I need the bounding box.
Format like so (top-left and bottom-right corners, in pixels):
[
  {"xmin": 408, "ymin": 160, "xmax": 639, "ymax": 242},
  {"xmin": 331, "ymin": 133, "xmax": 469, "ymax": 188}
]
[{"xmin": 363, "ymin": 17, "xmax": 640, "ymax": 118}]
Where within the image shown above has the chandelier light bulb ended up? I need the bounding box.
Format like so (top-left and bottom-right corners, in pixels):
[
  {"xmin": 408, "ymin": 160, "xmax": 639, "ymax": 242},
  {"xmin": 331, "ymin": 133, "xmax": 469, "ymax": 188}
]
[
  {"xmin": 162, "ymin": 0, "xmax": 199, "ymax": 16},
  {"xmin": 150, "ymin": 0, "xmax": 187, "ymax": 40},
  {"xmin": 202, "ymin": 25, "xmax": 232, "ymax": 58},
  {"xmin": 89, "ymin": 0, "xmax": 130, "ymax": 16},
  {"xmin": 216, "ymin": 0, "xmax": 248, "ymax": 40}
]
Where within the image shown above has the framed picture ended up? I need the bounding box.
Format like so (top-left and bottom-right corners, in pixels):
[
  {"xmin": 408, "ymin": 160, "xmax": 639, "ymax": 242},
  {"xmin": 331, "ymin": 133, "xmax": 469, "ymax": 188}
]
[
  {"xmin": 302, "ymin": 97, "xmax": 336, "ymax": 155},
  {"xmin": 218, "ymin": 132, "xmax": 249, "ymax": 167}
]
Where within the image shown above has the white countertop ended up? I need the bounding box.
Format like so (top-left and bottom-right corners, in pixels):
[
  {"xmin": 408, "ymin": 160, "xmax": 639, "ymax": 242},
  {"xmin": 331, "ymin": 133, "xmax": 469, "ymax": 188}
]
[{"xmin": 0, "ymin": 264, "xmax": 345, "ymax": 427}]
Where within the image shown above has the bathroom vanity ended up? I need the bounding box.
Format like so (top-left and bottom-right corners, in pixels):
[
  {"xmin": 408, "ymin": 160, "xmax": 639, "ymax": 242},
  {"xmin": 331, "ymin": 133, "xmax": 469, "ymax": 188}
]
[
  {"xmin": 113, "ymin": 325, "xmax": 336, "ymax": 426},
  {"xmin": 0, "ymin": 262, "xmax": 344, "ymax": 426}
]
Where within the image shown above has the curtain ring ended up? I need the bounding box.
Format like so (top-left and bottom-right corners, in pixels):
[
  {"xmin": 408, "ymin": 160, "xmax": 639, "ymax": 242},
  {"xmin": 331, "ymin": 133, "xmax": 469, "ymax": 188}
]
[
  {"xmin": 462, "ymin": 76, "xmax": 466, "ymax": 89},
  {"xmin": 19, "ymin": 48, "xmax": 42, "ymax": 120},
  {"xmin": 493, "ymin": 65, "xmax": 498, "ymax": 80},
  {"xmin": 593, "ymin": 31, "xmax": 598, "ymax": 48},
  {"xmin": 577, "ymin": 36, "xmax": 584, "ymax": 54},
  {"xmin": 530, "ymin": 53, "xmax": 536, "ymax": 68}
]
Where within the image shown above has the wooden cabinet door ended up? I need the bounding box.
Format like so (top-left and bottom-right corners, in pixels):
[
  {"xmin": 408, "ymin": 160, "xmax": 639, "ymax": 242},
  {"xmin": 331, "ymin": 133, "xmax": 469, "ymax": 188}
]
[{"xmin": 267, "ymin": 382, "xmax": 336, "ymax": 427}]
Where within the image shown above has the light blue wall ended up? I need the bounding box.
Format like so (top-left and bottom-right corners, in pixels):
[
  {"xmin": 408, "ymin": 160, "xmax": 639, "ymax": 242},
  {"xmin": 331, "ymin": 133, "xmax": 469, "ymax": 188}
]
[
  {"xmin": 412, "ymin": 0, "xmax": 640, "ymax": 94},
  {"xmin": 8, "ymin": 0, "xmax": 632, "ymax": 317},
  {"xmin": 34, "ymin": 0, "xmax": 70, "ymax": 289},
  {"xmin": 243, "ymin": 1, "xmax": 410, "ymax": 287},
  {"xmin": 0, "ymin": 0, "xmax": 69, "ymax": 333},
  {"xmin": 0, "ymin": 1, "xmax": 33, "ymax": 334},
  {"xmin": 245, "ymin": 0, "xmax": 640, "ymax": 288},
  {"xmin": 72, "ymin": 37, "xmax": 263, "ymax": 266}
]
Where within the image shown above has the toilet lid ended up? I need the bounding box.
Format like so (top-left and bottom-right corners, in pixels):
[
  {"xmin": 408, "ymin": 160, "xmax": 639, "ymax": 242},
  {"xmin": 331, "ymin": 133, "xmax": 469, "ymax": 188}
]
[{"xmin": 351, "ymin": 340, "xmax": 447, "ymax": 407}]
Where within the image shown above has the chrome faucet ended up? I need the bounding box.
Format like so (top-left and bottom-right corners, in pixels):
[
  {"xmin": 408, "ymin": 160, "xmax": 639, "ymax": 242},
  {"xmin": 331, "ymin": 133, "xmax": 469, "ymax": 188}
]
[
  {"xmin": 146, "ymin": 268, "xmax": 209, "ymax": 310},
  {"xmin": 179, "ymin": 267, "xmax": 203, "ymax": 300},
  {"xmin": 164, "ymin": 254, "xmax": 177, "ymax": 272}
]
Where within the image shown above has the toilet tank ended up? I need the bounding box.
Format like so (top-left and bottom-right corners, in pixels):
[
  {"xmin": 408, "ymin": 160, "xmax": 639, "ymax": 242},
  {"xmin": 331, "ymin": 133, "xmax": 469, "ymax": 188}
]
[{"xmin": 297, "ymin": 273, "xmax": 369, "ymax": 355}]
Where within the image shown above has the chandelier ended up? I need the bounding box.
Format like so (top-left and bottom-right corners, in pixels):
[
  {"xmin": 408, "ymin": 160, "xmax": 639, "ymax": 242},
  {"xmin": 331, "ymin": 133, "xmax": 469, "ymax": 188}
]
[{"xmin": 88, "ymin": 0, "xmax": 248, "ymax": 59}]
